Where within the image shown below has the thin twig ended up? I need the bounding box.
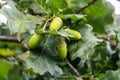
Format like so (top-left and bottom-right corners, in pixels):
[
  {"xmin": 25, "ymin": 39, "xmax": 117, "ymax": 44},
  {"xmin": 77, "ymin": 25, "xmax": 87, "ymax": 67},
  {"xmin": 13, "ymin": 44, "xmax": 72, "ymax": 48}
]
[
  {"xmin": 97, "ymin": 35, "xmax": 110, "ymax": 41},
  {"xmin": 0, "ymin": 36, "xmax": 24, "ymax": 42},
  {"xmin": 75, "ymin": 0, "xmax": 98, "ymax": 14},
  {"xmin": 42, "ymin": 16, "xmax": 53, "ymax": 30},
  {"xmin": 66, "ymin": 59, "xmax": 81, "ymax": 77},
  {"xmin": 97, "ymin": 34, "xmax": 116, "ymax": 41}
]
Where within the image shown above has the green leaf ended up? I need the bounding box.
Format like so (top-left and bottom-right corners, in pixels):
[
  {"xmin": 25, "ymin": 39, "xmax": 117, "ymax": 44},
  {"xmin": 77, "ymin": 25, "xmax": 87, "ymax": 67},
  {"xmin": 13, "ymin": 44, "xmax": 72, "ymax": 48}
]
[
  {"xmin": 102, "ymin": 69, "xmax": 120, "ymax": 80},
  {"xmin": 0, "ymin": 1, "xmax": 23, "ymax": 34},
  {"xmin": 7, "ymin": 65, "xmax": 23, "ymax": 80},
  {"xmin": 85, "ymin": 1, "xmax": 114, "ymax": 34},
  {"xmin": 68, "ymin": 24, "xmax": 99, "ymax": 66},
  {"xmin": 0, "ymin": 59, "xmax": 13, "ymax": 80},
  {"xmin": 66, "ymin": 0, "xmax": 88, "ymax": 11},
  {"xmin": 14, "ymin": 14, "xmax": 45, "ymax": 36},
  {"xmin": 63, "ymin": 14, "xmax": 86, "ymax": 20},
  {"xmin": 50, "ymin": 0, "xmax": 67, "ymax": 12},
  {"xmin": 19, "ymin": 53, "xmax": 63, "ymax": 76},
  {"xmin": 18, "ymin": 0, "xmax": 33, "ymax": 8},
  {"xmin": 83, "ymin": 0, "xmax": 108, "ymax": 18},
  {"xmin": 35, "ymin": 0, "xmax": 67, "ymax": 15},
  {"xmin": 19, "ymin": 34, "xmax": 63, "ymax": 76},
  {"xmin": 0, "ymin": 1, "xmax": 45, "ymax": 37},
  {"xmin": 35, "ymin": 0, "xmax": 52, "ymax": 15}
]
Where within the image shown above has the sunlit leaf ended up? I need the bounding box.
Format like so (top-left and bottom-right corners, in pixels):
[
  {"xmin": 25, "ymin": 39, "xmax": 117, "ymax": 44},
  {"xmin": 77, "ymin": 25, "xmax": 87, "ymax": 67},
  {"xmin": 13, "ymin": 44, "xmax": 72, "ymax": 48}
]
[
  {"xmin": 0, "ymin": 48, "xmax": 15, "ymax": 57},
  {"xmin": 85, "ymin": 1, "xmax": 114, "ymax": 34}
]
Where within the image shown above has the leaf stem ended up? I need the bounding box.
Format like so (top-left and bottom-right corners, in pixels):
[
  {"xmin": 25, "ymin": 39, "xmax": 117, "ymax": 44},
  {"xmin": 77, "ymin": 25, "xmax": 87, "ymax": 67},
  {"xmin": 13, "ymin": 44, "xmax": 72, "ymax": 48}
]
[{"xmin": 42, "ymin": 17, "xmax": 53, "ymax": 30}]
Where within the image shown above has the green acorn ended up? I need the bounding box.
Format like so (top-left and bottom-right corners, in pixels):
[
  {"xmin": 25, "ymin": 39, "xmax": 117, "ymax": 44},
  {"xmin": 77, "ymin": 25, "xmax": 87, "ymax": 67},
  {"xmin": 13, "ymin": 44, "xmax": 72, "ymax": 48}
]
[
  {"xmin": 28, "ymin": 33, "xmax": 43, "ymax": 49},
  {"xmin": 65, "ymin": 28, "xmax": 81, "ymax": 40},
  {"xmin": 50, "ymin": 17, "xmax": 62, "ymax": 31},
  {"xmin": 57, "ymin": 40, "xmax": 67, "ymax": 59}
]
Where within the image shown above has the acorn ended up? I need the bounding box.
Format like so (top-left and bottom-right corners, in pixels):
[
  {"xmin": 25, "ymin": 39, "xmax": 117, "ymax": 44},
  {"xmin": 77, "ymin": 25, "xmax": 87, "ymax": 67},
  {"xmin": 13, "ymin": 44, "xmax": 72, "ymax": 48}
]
[
  {"xmin": 50, "ymin": 17, "xmax": 62, "ymax": 31},
  {"xmin": 65, "ymin": 28, "xmax": 81, "ymax": 40},
  {"xmin": 57, "ymin": 40, "xmax": 67, "ymax": 59},
  {"xmin": 28, "ymin": 33, "xmax": 43, "ymax": 49}
]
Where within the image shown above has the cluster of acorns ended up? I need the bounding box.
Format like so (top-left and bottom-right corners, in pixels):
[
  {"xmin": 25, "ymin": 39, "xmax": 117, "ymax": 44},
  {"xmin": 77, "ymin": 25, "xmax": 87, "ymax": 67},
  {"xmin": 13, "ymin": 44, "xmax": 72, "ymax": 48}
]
[{"xmin": 28, "ymin": 17, "xmax": 81, "ymax": 59}]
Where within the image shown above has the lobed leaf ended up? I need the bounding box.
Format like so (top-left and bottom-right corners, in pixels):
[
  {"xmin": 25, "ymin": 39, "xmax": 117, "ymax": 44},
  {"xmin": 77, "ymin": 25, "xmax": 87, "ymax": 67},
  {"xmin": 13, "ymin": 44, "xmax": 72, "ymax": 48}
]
[
  {"xmin": 102, "ymin": 69, "xmax": 120, "ymax": 80},
  {"xmin": 19, "ymin": 53, "xmax": 63, "ymax": 77},
  {"xmin": 68, "ymin": 24, "xmax": 100, "ymax": 66}
]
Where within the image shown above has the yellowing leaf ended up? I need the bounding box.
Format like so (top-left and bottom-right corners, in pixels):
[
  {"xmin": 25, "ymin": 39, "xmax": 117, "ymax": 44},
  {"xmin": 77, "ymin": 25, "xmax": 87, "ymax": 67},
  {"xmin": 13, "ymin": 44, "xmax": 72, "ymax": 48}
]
[{"xmin": 0, "ymin": 48, "xmax": 15, "ymax": 57}]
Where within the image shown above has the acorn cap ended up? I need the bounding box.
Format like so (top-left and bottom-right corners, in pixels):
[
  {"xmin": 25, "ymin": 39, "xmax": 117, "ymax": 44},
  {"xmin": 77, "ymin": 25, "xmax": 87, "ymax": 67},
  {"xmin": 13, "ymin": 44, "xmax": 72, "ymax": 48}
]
[
  {"xmin": 57, "ymin": 40, "xmax": 67, "ymax": 48},
  {"xmin": 54, "ymin": 17, "xmax": 62, "ymax": 24}
]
